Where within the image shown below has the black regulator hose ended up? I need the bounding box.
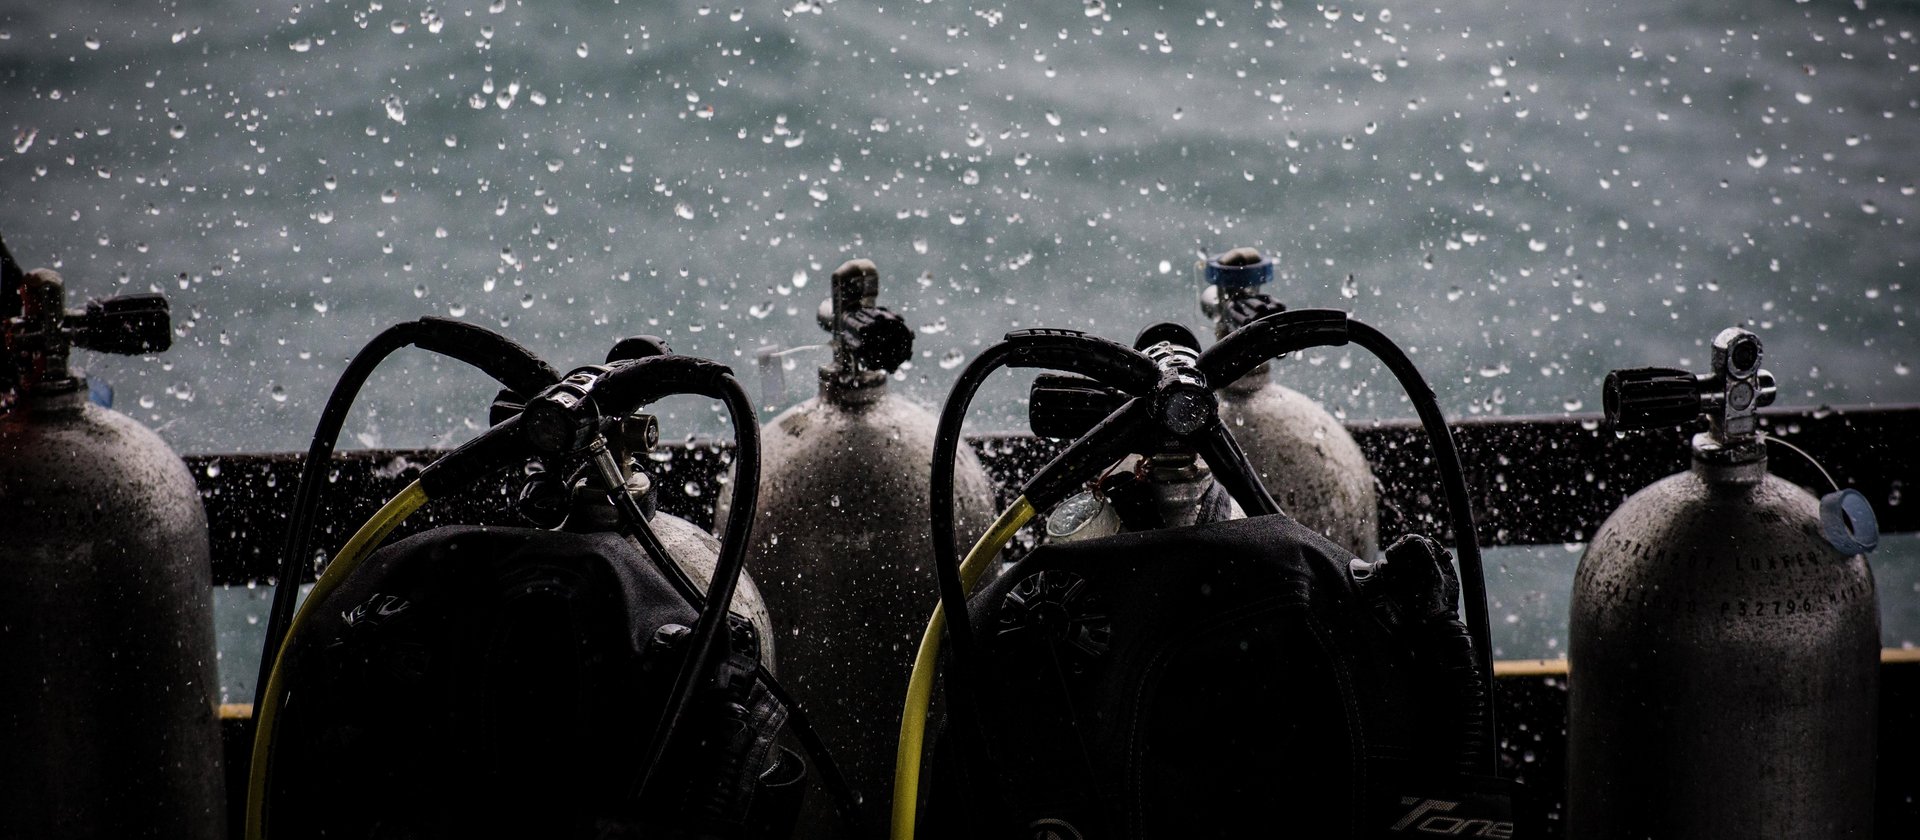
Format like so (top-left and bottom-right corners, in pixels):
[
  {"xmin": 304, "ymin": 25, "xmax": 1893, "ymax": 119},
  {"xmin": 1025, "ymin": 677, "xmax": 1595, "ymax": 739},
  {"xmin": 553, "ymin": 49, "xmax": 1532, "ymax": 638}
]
[
  {"xmin": 254, "ymin": 317, "xmax": 560, "ymax": 713},
  {"xmin": 1200, "ymin": 310, "xmax": 1496, "ymax": 774},
  {"xmin": 930, "ymin": 329, "xmax": 1160, "ymax": 688},
  {"xmin": 580, "ymin": 363, "xmax": 764, "ymax": 809}
]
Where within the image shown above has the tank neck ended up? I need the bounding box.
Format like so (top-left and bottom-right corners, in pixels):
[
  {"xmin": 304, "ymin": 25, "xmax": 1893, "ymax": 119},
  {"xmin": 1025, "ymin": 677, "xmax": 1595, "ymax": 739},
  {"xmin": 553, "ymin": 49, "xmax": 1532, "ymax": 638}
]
[
  {"xmin": 1690, "ymin": 432, "xmax": 1768, "ymax": 484},
  {"xmin": 1224, "ymin": 364, "xmax": 1270, "ymax": 395},
  {"xmin": 3, "ymin": 385, "xmax": 86, "ymax": 419},
  {"xmin": 818, "ymin": 366, "xmax": 889, "ymax": 408}
]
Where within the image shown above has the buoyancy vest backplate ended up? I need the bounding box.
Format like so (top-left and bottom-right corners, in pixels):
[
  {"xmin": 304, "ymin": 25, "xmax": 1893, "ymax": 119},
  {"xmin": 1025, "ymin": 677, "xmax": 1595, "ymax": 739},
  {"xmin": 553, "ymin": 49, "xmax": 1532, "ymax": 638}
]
[
  {"xmin": 264, "ymin": 525, "xmax": 807, "ymax": 839},
  {"xmin": 926, "ymin": 514, "xmax": 1520, "ymax": 839}
]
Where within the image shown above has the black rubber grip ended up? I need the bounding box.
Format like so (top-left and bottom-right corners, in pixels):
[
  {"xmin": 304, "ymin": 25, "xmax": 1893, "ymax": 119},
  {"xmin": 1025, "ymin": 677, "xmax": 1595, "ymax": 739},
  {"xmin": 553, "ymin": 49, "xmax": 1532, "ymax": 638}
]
[
  {"xmin": 1001, "ymin": 328, "xmax": 1158, "ymax": 394},
  {"xmin": 1603, "ymin": 366, "xmax": 1701, "ymax": 430},
  {"xmin": 593, "ymin": 354, "xmax": 737, "ymax": 410},
  {"xmin": 1197, "ymin": 308, "xmax": 1351, "ymax": 385},
  {"xmin": 412, "ymin": 316, "xmax": 563, "ymax": 399}
]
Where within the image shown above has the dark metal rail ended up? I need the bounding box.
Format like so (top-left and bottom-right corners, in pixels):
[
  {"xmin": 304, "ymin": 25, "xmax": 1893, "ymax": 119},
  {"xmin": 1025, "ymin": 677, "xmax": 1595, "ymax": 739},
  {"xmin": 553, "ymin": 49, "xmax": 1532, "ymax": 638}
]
[{"xmin": 188, "ymin": 404, "xmax": 1917, "ymax": 586}]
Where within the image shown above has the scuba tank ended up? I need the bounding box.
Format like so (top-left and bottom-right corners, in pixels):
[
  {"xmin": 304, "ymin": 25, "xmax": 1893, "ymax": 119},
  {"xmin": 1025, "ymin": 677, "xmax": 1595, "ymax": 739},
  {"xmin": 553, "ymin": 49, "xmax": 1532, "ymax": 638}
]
[
  {"xmin": 894, "ymin": 311, "xmax": 1523, "ymax": 839},
  {"xmin": 0, "ymin": 237, "xmax": 224, "ymax": 838},
  {"xmin": 1568, "ymin": 327, "xmax": 1879, "ymax": 839},
  {"xmin": 1035, "ymin": 325, "xmax": 1244, "ymax": 543},
  {"xmin": 1199, "ymin": 247, "xmax": 1379, "ymax": 558},
  {"xmin": 725, "ymin": 258, "xmax": 996, "ymax": 833},
  {"xmin": 248, "ymin": 327, "xmax": 855, "ymax": 839}
]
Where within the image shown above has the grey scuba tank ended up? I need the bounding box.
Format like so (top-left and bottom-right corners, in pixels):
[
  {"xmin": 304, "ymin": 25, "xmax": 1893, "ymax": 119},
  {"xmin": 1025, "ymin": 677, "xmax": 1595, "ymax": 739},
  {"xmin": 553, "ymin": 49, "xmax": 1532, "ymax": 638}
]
[
  {"xmin": 0, "ymin": 258, "xmax": 225, "ymax": 839},
  {"xmin": 1568, "ymin": 327, "xmax": 1878, "ymax": 839},
  {"xmin": 720, "ymin": 258, "xmax": 997, "ymax": 834},
  {"xmin": 1199, "ymin": 247, "xmax": 1379, "ymax": 559}
]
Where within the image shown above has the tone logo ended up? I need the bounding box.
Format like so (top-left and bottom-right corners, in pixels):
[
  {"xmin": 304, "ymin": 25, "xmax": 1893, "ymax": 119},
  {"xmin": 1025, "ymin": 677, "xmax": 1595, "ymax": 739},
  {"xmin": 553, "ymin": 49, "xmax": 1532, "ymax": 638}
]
[{"xmin": 1391, "ymin": 797, "xmax": 1513, "ymax": 838}]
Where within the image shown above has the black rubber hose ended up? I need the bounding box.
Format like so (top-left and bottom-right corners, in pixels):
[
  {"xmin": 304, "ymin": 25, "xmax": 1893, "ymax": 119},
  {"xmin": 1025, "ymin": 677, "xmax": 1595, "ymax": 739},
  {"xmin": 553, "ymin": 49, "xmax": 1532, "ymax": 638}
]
[
  {"xmin": 1018, "ymin": 397, "xmax": 1151, "ymax": 512},
  {"xmin": 757, "ymin": 663, "xmax": 863, "ymax": 829},
  {"xmin": 1195, "ymin": 311, "xmax": 1495, "ymax": 772},
  {"xmin": 1338, "ymin": 319, "xmax": 1496, "ymax": 774},
  {"xmin": 631, "ymin": 372, "xmax": 762, "ymax": 804},
  {"xmin": 1187, "ymin": 421, "xmax": 1283, "ymax": 518},
  {"xmin": 931, "ymin": 330, "xmax": 1158, "ymax": 686},
  {"xmin": 930, "ymin": 341, "xmax": 1021, "ymax": 693},
  {"xmin": 253, "ymin": 318, "xmax": 559, "ymax": 712}
]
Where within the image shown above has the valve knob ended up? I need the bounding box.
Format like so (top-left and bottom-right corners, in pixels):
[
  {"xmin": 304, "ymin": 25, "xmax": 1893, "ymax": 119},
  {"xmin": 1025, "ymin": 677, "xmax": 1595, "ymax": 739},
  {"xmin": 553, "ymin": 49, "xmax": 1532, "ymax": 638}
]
[
  {"xmin": 73, "ymin": 293, "xmax": 171, "ymax": 355},
  {"xmin": 841, "ymin": 306, "xmax": 913, "ymax": 373},
  {"xmin": 1603, "ymin": 367, "xmax": 1701, "ymax": 431}
]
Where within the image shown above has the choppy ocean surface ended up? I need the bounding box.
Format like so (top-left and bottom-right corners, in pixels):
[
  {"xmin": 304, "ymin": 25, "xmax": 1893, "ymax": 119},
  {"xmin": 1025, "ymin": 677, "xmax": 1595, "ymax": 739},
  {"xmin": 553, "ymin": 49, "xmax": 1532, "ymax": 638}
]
[
  {"xmin": 4, "ymin": 0, "xmax": 1918, "ymax": 685},
  {"xmin": 3, "ymin": 0, "xmax": 1914, "ymax": 450}
]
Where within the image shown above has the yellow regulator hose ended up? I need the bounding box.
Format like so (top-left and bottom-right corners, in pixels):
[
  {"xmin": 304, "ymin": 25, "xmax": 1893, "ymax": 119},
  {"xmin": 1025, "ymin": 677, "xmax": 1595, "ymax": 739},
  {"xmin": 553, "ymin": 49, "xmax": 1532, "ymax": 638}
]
[
  {"xmin": 891, "ymin": 496, "xmax": 1038, "ymax": 840},
  {"xmin": 246, "ymin": 480, "xmax": 429, "ymax": 840}
]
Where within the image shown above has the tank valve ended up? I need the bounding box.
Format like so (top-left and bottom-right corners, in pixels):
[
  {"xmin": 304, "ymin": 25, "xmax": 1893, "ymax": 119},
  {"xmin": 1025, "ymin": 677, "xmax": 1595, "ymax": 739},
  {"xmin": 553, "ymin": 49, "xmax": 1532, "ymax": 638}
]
[
  {"xmin": 2, "ymin": 233, "xmax": 174, "ymax": 396},
  {"xmin": 1198, "ymin": 247, "xmax": 1287, "ymax": 333},
  {"xmin": 816, "ymin": 259, "xmax": 914, "ymax": 394},
  {"xmin": 1604, "ymin": 327, "xmax": 1776, "ymax": 448}
]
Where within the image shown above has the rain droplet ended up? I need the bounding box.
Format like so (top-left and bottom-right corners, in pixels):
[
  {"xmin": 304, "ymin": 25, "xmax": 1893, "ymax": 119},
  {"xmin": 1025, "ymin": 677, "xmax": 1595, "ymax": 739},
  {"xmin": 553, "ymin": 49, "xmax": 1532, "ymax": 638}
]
[
  {"xmin": 519, "ymin": 292, "xmax": 535, "ymax": 309},
  {"xmin": 290, "ymin": 37, "xmax": 312, "ymax": 52},
  {"xmin": 489, "ymin": 0, "xmax": 506, "ymax": 12},
  {"xmin": 413, "ymin": 283, "xmax": 428, "ymax": 298},
  {"xmin": 389, "ymin": 19, "xmax": 407, "ymax": 34},
  {"xmin": 1746, "ymin": 150, "xmax": 1768, "ymax": 168},
  {"xmin": 381, "ymin": 189, "xmax": 398, "ymax": 204},
  {"xmin": 576, "ymin": 42, "xmax": 589, "ymax": 58},
  {"xmin": 1083, "ymin": 0, "xmax": 1105, "ymax": 17},
  {"xmin": 271, "ymin": 384, "xmax": 288, "ymax": 403},
  {"xmin": 912, "ymin": 237, "xmax": 929, "ymax": 255},
  {"xmin": 870, "ymin": 117, "xmax": 891, "ymax": 133},
  {"xmin": 939, "ymin": 348, "xmax": 967, "ymax": 370},
  {"xmin": 1045, "ymin": 110, "xmax": 1062, "ymax": 127},
  {"xmin": 748, "ymin": 300, "xmax": 775, "ymax": 319},
  {"xmin": 674, "ymin": 203, "xmax": 696, "ymax": 220},
  {"xmin": 1861, "ymin": 200, "xmax": 1879, "ymax": 215},
  {"xmin": 315, "ymin": 209, "xmax": 335, "ymax": 224},
  {"xmin": 1528, "ymin": 239, "xmax": 1547, "ymax": 252},
  {"xmin": 948, "ymin": 211, "xmax": 968, "ymax": 225},
  {"xmin": 84, "ymin": 36, "xmax": 100, "ymax": 50},
  {"xmin": 965, "ymin": 127, "xmax": 985, "ymax": 148},
  {"xmin": 169, "ymin": 124, "xmax": 186, "ymax": 139},
  {"xmin": 13, "ymin": 128, "xmax": 37, "ymax": 154}
]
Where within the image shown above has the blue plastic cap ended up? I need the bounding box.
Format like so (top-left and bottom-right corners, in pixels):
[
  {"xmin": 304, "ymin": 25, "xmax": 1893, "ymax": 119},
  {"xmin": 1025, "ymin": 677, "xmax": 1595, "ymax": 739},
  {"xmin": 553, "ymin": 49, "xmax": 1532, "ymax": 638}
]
[
  {"xmin": 1204, "ymin": 252, "xmax": 1273, "ymax": 290},
  {"xmin": 1820, "ymin": 488, "xmax": 1879, "ymax": 555}
]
